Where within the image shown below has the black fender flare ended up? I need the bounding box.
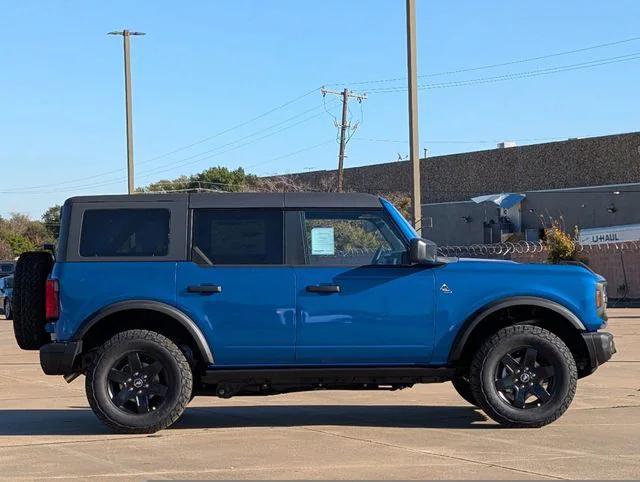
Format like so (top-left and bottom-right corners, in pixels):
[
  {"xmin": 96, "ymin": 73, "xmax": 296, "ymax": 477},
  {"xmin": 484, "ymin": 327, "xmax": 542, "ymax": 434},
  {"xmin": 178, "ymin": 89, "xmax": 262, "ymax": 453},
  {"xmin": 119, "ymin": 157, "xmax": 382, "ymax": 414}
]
[
  {"xmin": 73, "ymin": 300, "xmax": 214, "ymax": 365},
  {"xmin": 448, "ymin": 296, "xmax": 586, "ymax": 363}
]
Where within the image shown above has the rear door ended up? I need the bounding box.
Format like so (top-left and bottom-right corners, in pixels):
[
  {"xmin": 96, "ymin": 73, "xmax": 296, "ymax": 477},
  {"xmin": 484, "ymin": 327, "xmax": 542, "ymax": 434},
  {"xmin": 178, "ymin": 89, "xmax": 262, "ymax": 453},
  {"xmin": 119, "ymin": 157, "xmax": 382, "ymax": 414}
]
[
  {"xmin": 176, "ymin": 207, "xmax": 296, "ymax": 366},
  {"xmin": 291, "ymin": 208, "xmax": 436, "ymax": 364}
]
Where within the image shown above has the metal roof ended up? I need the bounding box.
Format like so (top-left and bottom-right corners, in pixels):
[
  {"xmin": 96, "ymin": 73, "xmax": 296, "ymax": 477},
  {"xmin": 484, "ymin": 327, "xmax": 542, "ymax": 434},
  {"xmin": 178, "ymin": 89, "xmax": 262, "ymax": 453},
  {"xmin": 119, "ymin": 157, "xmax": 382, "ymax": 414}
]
[
  {"xmin": 471, "ymin": 193, "xmax": 526, "ymax": 209},
  {"xmin": 66, "ymin": 192, "xmax": 382, "ymax": 209}
]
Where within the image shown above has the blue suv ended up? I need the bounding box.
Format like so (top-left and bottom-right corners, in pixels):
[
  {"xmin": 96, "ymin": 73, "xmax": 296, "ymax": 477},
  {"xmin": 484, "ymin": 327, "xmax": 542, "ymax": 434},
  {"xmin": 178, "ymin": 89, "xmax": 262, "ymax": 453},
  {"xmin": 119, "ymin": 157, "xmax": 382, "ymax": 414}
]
[{"xmin": 11, "ymin": 192, "xmax": 615, "ymax": 433}]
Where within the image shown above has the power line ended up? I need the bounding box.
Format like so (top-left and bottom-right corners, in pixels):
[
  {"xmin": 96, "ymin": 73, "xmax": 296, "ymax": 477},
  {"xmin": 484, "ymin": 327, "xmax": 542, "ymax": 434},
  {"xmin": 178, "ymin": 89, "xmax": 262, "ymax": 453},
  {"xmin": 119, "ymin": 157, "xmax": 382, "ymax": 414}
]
[
  {"xmin": 4, "ymin": 109, "xmax": 335, "ymax": 195},
  {"xmin": 246, "ymin": 140, "xmax": 335, "ymax": 169},
  {"xmin": 137, "ymin": 87, "xmax": 320, "ymax": 164},
  {"xmin": 5, "ymin": 95, "xmax": 334, "ymax": 194},
  {"xmin": 326, "ymin": 35, "xmax": 640, "ymax": 86},
  {"xmin": 137, "ymin": 100, "xmax": 337, "ymax": 179},
  {"xmin": 135, "ymin": 108, "xmax": 334, "ymax": 181},
  {"xmin": 366, "ymin": 52, "xmax": 640, "ymax": 93},
  {"xmin": 352, "ymin": 136, "xmax": 587, "ymax": 145},
  {"xmin": 3, "ymin": 87, "xmax": 322, "ymax": 193}
]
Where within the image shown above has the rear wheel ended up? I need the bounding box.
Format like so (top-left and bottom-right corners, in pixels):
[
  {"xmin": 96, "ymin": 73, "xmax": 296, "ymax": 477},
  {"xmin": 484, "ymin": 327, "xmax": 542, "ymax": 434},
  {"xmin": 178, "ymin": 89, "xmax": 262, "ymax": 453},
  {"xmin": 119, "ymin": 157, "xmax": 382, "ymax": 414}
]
[
  {"xmin": 86, "ymin": 330, "xmax": 193, "ymax": 434},
  {"xmin": 470, "ymin": 324, "xmax": 577, "ymax": 428},
  {"xmin": 12, "ymin": 251, "xmax": 53, "ymax": 350}
]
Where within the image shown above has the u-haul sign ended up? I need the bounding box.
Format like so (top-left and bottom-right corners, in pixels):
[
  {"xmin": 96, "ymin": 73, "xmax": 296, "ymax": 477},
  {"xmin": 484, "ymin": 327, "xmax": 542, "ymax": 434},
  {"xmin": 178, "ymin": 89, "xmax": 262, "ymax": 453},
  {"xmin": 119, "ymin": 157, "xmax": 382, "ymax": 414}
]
[{"xmin": 579, "ymin": 223, "xmax": 640, "ymax": 245}]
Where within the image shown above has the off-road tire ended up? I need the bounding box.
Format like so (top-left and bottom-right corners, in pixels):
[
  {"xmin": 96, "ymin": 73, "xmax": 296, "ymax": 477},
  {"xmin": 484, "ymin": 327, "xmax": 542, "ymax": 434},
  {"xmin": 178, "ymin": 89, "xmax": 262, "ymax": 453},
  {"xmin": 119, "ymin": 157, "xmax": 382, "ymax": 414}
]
[
  {"xmin": 12, "ymin": 251, "xmax": 54, "ymax": 350},
  {"xmin": 469, "ymin": 324, "xmax": 577, "ymax": 428},
  {"xmin": 86, "ymin": 330, "xmax": 193, "ymax": 434},
  {"xmin": 451, "ymin": 375, "xmax": 479, "ymax": 407}
]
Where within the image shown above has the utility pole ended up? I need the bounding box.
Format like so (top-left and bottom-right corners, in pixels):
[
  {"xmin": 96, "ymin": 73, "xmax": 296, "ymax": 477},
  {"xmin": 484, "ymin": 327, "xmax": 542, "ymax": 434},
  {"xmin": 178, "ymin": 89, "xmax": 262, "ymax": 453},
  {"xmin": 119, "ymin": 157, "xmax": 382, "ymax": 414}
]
[
  {"xmin": 108, "ymin": 29, "xmax": 145, "ymax": 194},
  {"xmin": 321, "ymin": 87, "xmax": 367, "ymax": 192},
  {"xmin": 406, "ymin": 0, "xmax": 422, "ymax": 235}
]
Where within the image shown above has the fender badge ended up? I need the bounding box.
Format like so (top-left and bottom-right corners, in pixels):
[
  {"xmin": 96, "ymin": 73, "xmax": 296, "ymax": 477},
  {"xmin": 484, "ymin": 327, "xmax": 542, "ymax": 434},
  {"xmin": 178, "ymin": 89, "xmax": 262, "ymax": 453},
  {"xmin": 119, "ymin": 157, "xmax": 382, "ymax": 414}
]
[{"xmin": 440, "ymin": 284, "xmax": 453, "ymax": 294}]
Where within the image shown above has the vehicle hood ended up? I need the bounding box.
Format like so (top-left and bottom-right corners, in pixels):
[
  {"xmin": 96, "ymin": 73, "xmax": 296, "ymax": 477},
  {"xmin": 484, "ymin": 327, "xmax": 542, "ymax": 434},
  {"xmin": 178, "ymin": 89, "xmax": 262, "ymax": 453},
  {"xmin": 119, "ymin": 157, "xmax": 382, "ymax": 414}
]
[{"xmin": 446, "ymin": 257, "xmax": 603, "ymax": 281}]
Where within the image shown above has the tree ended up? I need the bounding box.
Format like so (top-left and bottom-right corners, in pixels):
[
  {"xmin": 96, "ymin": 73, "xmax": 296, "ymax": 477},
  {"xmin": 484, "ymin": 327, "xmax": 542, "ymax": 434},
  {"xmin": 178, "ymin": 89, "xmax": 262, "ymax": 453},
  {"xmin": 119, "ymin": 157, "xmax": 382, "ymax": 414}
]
[
  {"xmin": 42, "ymin": 205, "xmax": 61, "ymax": 239},
  {"xmin": 138, "ymin": 175, "xmax": 192, "ymax": 193},
  {"xmin": 0, "ymin": 213, "xmax": 54, "ymax": 258},
  {"xmin": 195, "ymin": 166, "xmax": 251, "ymax": 192},
  {"xmin": 139, "ymin": 167, "xmax": 255, "ymax": 193},
  {"xmin": 247, "ymin": 175, "xmax": 310, "ymax": 193},
  {"xmin": 0, "ymin": 239, "xmax": 12, "ymax": 260}
]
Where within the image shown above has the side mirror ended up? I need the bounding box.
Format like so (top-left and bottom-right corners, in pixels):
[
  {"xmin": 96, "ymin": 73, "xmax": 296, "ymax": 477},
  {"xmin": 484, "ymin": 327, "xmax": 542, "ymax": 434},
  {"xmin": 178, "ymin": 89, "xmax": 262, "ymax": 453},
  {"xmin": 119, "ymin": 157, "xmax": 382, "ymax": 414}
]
[{"xmin": 408, "ymin": 238, "xmax": 439, "ymax": 264}]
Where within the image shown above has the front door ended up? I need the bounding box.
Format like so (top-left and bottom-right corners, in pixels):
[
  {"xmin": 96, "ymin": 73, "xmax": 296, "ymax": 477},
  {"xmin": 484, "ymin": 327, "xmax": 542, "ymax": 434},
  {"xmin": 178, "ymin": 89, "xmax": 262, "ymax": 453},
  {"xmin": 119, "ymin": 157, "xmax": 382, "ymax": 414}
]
[
  {"xmin": 176, "ymin": 208, "xmax": 295, "ymax": 366},
  {"xmin": 292, "ymin": 208, "xmax": 436, "ymax": 364}
]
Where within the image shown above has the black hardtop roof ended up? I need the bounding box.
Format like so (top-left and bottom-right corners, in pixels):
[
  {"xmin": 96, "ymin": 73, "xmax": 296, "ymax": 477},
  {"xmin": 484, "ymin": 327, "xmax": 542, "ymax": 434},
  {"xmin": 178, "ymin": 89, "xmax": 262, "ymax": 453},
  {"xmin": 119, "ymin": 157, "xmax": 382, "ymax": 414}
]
[{"xmin": 66, "ymin": 192, "xmax": 382, "ymax": 209}]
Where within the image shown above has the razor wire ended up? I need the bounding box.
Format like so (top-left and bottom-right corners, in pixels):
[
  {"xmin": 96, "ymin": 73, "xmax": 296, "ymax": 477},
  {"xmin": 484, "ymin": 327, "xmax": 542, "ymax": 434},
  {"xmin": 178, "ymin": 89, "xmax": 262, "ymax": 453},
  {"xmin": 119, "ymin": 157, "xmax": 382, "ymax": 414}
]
[{"xmin": 437, "ymin": 240, "xmax": 640, "ymax": 258}]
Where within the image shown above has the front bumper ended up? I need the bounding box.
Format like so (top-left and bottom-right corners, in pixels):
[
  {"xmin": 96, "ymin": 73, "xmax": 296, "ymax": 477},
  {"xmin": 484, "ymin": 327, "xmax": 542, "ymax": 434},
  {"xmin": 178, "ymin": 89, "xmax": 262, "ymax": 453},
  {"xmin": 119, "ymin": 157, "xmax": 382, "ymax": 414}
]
[
  {"xmin": 581, "ymin": 331, "xmax": 616, "ymax": 376},
  {"xmin": 39, "ymin": 341, "xmax": 82, "ymax": 375}
]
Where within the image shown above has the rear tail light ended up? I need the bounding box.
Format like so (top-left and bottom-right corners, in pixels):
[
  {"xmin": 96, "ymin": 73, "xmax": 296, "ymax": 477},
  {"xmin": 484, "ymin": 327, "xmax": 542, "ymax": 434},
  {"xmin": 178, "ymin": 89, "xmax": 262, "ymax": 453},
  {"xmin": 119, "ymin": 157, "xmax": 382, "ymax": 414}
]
[{"xmin": 45, "ymin": 279, "xmax": 59, "ymax": 321}]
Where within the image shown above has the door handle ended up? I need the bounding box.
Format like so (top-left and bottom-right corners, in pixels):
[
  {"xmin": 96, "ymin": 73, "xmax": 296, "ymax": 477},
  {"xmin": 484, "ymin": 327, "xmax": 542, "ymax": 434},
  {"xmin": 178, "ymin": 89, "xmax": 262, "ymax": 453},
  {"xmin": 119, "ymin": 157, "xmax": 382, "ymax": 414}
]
[
  {"xmin": 306, "ymin": 284, "xmax": 340, "ymax": 294},
  {"xmin": 187, "ymin": 284, "xmax": 222, "ymax": 294}
]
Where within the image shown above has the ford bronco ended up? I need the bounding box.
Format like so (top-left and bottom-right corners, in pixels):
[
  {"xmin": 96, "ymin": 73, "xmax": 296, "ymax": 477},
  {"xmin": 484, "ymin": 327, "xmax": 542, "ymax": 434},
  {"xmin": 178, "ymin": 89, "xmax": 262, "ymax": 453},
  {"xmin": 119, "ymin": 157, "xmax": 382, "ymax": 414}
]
[{"xmin": 11, "ymin": 192, "xmax": 615, "ymax": 433}]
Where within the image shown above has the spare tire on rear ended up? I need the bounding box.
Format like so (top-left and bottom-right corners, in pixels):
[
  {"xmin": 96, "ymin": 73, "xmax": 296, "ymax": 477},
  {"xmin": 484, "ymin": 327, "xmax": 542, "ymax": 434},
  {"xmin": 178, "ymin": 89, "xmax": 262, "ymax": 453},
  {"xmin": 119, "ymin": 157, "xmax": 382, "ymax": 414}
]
[{"xmin": 13, "ymin": 251, "xmax": 54, "ymax": 350}]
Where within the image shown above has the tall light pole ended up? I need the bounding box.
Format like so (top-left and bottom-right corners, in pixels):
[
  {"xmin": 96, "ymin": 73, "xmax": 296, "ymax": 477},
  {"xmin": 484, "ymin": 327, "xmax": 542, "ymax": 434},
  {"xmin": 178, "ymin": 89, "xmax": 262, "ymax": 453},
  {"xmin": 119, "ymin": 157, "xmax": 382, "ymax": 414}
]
[
  {"xmin": 406, "ymin": 0, "xmax": 422, "ymax": 235},
  {"xmin": 108, "ymin": 29, "xmax": 145, "ymax": 194}
]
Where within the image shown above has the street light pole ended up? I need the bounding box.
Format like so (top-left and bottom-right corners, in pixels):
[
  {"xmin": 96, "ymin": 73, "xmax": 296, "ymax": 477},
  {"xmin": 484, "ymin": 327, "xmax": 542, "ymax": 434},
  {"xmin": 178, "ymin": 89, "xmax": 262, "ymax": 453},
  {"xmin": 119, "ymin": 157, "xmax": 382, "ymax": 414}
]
[
  {"xmin": 108, "ymin": 29, "xmax": 145, "ymax": 194},
  {"xmin": 405, "ymin": 0, "xmax": 422, "ymax": 235}
]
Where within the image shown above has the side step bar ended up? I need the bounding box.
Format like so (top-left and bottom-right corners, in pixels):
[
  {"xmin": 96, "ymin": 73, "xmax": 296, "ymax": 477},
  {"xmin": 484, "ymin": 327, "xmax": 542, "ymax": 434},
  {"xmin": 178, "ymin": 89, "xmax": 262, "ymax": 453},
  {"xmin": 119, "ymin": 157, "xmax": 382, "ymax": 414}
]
[{"xmin": 201, "ymin": 366, "xmax": 457, "ymax": 386}]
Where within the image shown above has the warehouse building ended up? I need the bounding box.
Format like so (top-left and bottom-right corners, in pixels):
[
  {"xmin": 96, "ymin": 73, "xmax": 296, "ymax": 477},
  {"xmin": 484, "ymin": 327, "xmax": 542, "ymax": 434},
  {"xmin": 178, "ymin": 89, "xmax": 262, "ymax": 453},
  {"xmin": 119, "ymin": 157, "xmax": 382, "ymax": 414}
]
[
  {"xmin": 421, "ymin": 183, "xmax": 640, "ymax": 246},
  {"xmin": 278, "ymin": 131, "xmax": 640, "ymax": 246}
]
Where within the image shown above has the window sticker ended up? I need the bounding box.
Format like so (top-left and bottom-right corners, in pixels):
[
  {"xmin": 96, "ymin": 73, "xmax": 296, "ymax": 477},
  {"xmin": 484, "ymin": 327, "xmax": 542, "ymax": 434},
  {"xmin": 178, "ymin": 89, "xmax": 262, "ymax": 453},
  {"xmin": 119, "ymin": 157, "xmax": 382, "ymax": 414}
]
[{"xmin": 311, "ymin": 227, "xmax": 335, "ymax": 255}]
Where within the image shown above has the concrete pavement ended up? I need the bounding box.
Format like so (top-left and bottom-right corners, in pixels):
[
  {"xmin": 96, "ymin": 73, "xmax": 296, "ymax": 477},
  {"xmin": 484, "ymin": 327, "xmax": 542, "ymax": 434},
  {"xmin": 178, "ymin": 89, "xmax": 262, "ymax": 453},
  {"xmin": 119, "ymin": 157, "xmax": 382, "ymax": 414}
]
[{"xmin": 0, "ymin": 309, "xmax": 639, "ymax": 480}]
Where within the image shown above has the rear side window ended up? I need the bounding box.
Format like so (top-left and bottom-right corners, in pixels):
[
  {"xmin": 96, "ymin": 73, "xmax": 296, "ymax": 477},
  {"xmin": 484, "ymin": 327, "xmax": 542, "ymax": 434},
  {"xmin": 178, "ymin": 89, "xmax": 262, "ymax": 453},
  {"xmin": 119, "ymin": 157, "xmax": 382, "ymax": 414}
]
[
  {"xmin": 192, "ymin": 209, "xmax": 283, "ymax": 265},
  {"xmin": 80, "ymin": 209, "xmax": 170, "ymax": 257}
]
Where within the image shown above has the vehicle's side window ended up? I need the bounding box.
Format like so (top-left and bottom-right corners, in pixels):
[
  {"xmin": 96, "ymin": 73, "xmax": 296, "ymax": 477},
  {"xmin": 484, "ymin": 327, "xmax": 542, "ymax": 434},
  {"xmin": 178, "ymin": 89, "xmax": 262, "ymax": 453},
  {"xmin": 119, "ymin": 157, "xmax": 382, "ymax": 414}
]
[
  {"xmin": 303, "ymin": 210, "xmax": 406, "ymax": 266},
  {"xmin": 80, "ymin": 209, "xmax": 170, "ymax": 257},
  {"xmin": 192, "ymin": 209, "xmax": 284, "ymax": 265}
]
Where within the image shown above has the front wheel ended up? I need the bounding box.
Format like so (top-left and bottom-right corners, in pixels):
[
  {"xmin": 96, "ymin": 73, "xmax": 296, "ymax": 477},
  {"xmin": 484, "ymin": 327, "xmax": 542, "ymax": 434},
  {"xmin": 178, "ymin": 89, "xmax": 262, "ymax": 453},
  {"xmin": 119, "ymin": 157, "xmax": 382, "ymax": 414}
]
[
  {"xmin": 86, "ymin": 330, "xmax": 193, "ymax": 434},
  {"xmin": 470, "ymin": 324, "xmax": 577, "ymax": 428}
]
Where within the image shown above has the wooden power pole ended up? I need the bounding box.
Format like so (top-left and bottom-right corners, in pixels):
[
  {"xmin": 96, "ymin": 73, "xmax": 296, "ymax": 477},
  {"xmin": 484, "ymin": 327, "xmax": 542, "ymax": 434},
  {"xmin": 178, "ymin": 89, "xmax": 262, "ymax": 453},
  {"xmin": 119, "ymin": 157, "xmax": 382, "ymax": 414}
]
[
  {"xmin": 321, "ymin": 87, "xmax": 367, "ymax": 192},
  {"xmin": 406, "ymin": 0, "xmax": 422, "ymax": 235}
]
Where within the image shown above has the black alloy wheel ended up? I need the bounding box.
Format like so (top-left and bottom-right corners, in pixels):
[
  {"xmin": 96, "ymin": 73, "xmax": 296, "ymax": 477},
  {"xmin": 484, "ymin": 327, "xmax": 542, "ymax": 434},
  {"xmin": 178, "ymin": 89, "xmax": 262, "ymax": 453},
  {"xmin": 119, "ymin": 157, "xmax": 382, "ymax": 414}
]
[
  {"xmin": 494, "ymin": 347, "xmax": 555, "ymax": 409},
  {"xmin": 107, "ymin": 351, "xmax": 170, "ymax": 414},
  {"xmin": 86, "ymin": 329, "xmax": 192, "ymax": 433},
  {"xmin": 469, "ymin": 324, "xmax": 577, "ymax": 428}
]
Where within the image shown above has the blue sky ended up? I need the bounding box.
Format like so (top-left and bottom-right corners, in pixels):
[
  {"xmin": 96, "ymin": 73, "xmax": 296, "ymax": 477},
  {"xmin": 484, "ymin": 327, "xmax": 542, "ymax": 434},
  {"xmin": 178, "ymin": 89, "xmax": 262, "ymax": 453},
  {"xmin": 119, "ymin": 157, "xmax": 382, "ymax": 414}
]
[{"xmin": 2, "ymin": 1, "xmax": 640, "ymax": 217}]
